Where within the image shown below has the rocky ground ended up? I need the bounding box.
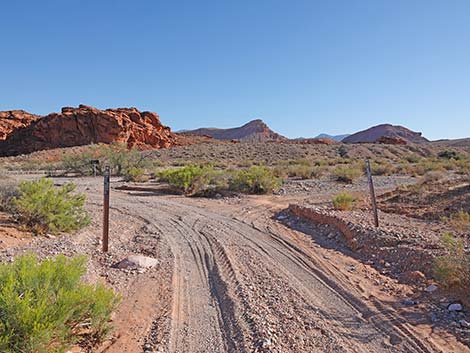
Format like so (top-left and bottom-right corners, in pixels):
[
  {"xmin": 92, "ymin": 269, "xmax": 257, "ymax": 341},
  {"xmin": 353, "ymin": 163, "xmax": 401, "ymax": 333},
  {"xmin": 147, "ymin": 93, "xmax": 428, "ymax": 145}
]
[{"xmin": 0, "ymin": 173, "xmax": 468, "ymax": 353}]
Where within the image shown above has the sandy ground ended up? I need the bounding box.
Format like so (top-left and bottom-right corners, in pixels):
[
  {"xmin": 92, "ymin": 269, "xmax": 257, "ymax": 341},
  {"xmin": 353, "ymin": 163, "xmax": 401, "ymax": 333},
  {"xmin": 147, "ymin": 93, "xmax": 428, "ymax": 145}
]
[{"xmin": 1, "ymin": 175, "xmax": 468, "ymax": 353}]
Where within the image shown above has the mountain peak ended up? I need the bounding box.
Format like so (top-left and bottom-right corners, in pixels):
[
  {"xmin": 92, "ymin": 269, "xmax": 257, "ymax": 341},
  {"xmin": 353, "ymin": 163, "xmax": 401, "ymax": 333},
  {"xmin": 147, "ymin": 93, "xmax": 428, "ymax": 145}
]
[
  {"xmin": 181, "ymin": 119, "xmax": 286, "ymax": 142},
  {"xmin": 343, "ymin": 123, "xmax": 428, "ymax": 144}
]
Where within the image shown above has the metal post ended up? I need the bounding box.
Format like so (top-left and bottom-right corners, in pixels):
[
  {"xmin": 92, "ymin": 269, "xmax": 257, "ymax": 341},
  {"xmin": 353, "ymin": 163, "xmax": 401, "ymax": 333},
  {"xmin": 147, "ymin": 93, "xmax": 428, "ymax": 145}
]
[
  {"xmin": 102, "ymin": 166, "xmax": 110, "ymax": 252},
  {"xmin": 365, "ymin": 160, "xmax": 379, "ymax": 228}
]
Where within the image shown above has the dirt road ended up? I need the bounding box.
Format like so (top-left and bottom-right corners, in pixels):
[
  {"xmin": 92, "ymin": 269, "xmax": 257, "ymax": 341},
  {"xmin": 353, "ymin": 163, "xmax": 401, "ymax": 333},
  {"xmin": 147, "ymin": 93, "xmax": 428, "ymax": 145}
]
[
  {"xmin": 94, "ymin": 178, "xmax": 466, "ymax": 353},
  {"xmin": 5, "ymin": 176, "xmax": 468, "ymax": 353}
]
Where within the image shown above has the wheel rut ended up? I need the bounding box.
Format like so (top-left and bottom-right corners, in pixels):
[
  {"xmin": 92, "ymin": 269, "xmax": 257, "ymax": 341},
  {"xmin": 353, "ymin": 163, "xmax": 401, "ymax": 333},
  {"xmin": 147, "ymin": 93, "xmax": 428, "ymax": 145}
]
[{"xmin": 110, "ymin": 190, "xmax": 450, "ymax": 353}]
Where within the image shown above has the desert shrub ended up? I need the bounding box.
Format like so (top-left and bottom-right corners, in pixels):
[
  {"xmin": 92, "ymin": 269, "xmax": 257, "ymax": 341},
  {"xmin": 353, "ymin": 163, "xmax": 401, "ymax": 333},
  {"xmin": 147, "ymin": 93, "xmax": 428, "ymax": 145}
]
[
  {"xmin": 101, "ymin": 143, "xmax": 150, "ymax": 176},
  {"xmin": 158, "ymin": 165, "xmax": 225, "ymax": 196},
  {"xmin": 332, "ymin": 192, "xmax": 356, "ymax": 211},
  {"xmin": 0, "ymin": 180, "xmax": 20, "ymax": 214},
  {"xmin": 333, "ymin": 165, "xmax": 362, "ymax": 183},
  {"xmin": 442, "ymin": 210, "xmax": 470, "ymax": 233},
  {"xmin": 404, "ymin": 155, "xmax": 420, "ymax": 163},
  {"xmin": 0, "ymin": 254, "xmax": 119, "ymax": 353},
  {"xmin": 122, "ymin": 167, "xmax": 149, "ymax": 183},
  {"xmin": 368, "ymin": 161, "xmax": 396, "ymax": 176},
  {"xmin": 11, "ymin": 178, "xmax": 90, "ymax": 235},
  {"xmin": 229, "ymin": 166, "xmax": 282, "ymax": 194},
  {"xmin": 434, "ymin": 232, "xmax": 469, "ymax": 289},
  {"xmin": 438, "ymin": 150, "xmax": 459, "ymax": 160},
  {"xmin": 61, "ymin": 151, "xmax": 98, "ymax": 176},
  {"xmin": 338, "ymin": 145, "xmax": 348, "ymax": 158},
  {"xmin": 421, "ymin": 170, "xmax": 445, "ymax": 184}
]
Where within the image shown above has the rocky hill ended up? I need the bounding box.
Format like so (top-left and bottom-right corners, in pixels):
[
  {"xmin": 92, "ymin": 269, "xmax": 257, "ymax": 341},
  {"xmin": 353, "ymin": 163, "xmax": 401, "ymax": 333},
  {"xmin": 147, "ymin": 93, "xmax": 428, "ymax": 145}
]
[
  {"xmin": 0, "ymin": 110, "xmax": 40, "ymax": 140},
  {"xmin": 182, "ymin": 119, "xmax": 287, "ymax": 142},
  {"xmin": 314, "ymin": 133, "xmax": 350, "ymax": 142},
  {"xmin": 0, "ymin": 105, "xmax": 176, "ymax": 156},
  {"xmin": 342, "ymin": 124, "xmax": 428, "ymax": 144}
]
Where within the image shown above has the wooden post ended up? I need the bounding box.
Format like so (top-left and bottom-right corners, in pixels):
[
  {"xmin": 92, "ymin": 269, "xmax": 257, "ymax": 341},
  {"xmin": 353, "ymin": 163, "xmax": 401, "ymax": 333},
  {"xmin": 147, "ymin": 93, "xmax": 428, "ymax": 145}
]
[
  {"xmin": 365, "ymin": 159, "xmax": 379, "ymax": 228},
  {"xmin": 102, "ymin": 166, "xmax": 110, "ymax": 252}
]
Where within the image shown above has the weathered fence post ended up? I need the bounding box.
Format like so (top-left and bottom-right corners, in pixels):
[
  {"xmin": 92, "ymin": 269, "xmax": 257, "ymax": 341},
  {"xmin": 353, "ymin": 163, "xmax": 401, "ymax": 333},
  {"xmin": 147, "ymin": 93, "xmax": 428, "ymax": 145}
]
[
  {"xmin": 102, "ymin": 166, "xmax": 110, "ymax": 252},
  {"xmin": 365, "ymin": 159, "xmax": 379, "ymax": 227}
]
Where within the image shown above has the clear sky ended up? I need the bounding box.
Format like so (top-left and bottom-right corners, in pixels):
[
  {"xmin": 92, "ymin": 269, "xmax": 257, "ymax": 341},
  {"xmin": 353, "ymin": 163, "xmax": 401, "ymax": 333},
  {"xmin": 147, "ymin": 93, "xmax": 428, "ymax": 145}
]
[{"xmin": 1, "ymin": 0, "xmax": 469, "ymax": 140}]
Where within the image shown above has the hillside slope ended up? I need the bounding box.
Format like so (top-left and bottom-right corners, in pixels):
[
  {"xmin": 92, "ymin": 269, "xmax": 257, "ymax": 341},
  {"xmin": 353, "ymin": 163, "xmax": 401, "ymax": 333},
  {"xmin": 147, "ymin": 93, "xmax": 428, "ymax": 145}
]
[
  {"xmin": 343, "ymin": 124, "xmax": 428, "ymax": 144},
  {"xmin": 182, "ymin": 119, "xmax": 287, "ymax": 142}
]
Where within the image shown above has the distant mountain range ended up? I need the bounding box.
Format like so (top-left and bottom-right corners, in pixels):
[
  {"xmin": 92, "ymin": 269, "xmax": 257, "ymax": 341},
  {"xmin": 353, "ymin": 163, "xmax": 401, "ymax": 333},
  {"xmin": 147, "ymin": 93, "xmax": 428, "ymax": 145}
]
[
  {"xmin": 314, "ymin": 133, "xmax": 350, "ymax": 142},
  {"xmin": 180, "ymin": 119, "xmax": 288, "ymax": 142},
  {"xmin": 182, "ymin": 120, "xmax": 430, "ymax": 145}
]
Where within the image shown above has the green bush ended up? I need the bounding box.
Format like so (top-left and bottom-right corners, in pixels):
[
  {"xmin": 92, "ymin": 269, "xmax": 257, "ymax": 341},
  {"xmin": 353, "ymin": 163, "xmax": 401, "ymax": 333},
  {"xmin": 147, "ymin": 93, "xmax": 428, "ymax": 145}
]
[
  {"xmin": 434, "ymin": 232, "xmax": 469, "ymax": 289},
  {"xmin": 332, "ymin": 192, "xmax": 356, "ymax": 211},
  {"xmin": 158, "ymin": 165, "xmax": 225, "ymax": 196},
  {"xmin": 333, "ymin": 165, "xmax": 362, "ymax": 183},
  {"xmin": 122, "ymin": 167, "xmax": 149, "ymax": 182},
  {"xmin": 229, "ymin": 166, "xmax": 282, "ymax": 194},
  {"xmin": 11, "ymin": 178, "xmax": 90, "ymax": 235},
  {"xmin": 103, "ymin": 143, "xmax": 150, "ymax": 176},
  {"xmin": 61, "ymin": 151, "xmax": 97, "ymax": 176},
  {"xmin": 61, "ymin": 143, "xmax": 151, "ymax": 177},
  {"xmin": 0, "ymin": 254, "xmax": 119, "ymax": 353}
]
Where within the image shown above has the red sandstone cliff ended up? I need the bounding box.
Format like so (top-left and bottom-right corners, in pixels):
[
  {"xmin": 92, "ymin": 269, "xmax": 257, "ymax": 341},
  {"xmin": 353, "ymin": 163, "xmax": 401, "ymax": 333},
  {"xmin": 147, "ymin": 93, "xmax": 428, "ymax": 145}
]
[{"xmin": 0, "ymin": 105, "xmax": 176, "ymax": 156}]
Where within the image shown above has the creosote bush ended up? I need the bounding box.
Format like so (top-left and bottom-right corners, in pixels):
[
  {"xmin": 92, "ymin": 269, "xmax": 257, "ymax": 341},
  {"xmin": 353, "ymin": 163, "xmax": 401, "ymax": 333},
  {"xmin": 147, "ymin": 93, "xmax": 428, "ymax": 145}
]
[
  {"xmin": 11, "ymin": 178, "xmax": 90, "ymax": 235},
  {"xmin": 333, "ymin": 165, "xmax": 362, "ymax": 183},
  {"xmin": 332, "ymin": 192, "xmax": 356, "ymax": 211},
  {"xmin": 158, "ymin": 165, "xmax": 224, "ymax": 196},
  {"xmin": 433, "ymin": 232, "xmax": 469, "ymax": 289},
  {"xmin": 229, "ymin": 166, "xmax": 282, "ymax": 194},
  {"xmin": 0, "ymin": 254, "xmax": 119, "ymax": 353}
]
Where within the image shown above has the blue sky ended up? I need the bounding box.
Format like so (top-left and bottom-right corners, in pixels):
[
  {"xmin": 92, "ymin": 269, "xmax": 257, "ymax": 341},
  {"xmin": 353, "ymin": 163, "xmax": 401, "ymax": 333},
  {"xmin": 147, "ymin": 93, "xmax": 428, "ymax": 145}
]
[{"xmin": 1, "ymin": 0, "xmax": 469, "ymax": 140}]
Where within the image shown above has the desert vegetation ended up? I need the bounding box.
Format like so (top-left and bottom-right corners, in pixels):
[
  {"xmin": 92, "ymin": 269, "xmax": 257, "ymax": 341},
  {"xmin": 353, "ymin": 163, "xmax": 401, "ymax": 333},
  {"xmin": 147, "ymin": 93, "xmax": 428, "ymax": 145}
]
[
  {"xmin": 0, "ymin": 254, "xmax": 118, "ymax": 353},
  {"xmin": 157, "ymin": 164, "xmax": 282, "ymax": 196},
  {"xmin": 332, "ymin": 192, "xmax": 356, "ymax": 210},
  {"xmin": 434, "ymin": 232, "xmax": 469, "ymax": 292},
  {"xmin": 0, "ymin": 178, "xmax": 89, "ymax": 235}
]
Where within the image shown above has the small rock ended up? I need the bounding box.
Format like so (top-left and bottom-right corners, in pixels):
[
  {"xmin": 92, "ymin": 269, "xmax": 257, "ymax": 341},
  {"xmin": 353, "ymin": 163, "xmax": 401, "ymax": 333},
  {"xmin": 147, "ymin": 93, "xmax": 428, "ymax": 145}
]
[
  {"xmin": 424, "ymin": 284, "xmax": 438, "ymax": 293},
  {"xmin": 448, "ymin": 303, "xmax": 463, "ymax": 312},
  {"xmin": 459, "ymin": 319, "xmax": 470, "ymax": 328},
  {"xmin": 113, "ymin": 255, "xmax": 158, "ymax": 270},
  {"xmin": 402, "ymin": 299, "xmax": 416, "ymax": 306}
]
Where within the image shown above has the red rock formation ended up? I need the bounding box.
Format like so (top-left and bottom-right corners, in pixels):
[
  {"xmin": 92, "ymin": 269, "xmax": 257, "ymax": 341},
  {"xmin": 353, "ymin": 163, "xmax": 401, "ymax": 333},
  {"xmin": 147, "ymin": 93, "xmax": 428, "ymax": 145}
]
[
  {"xmin": 0, "ymin": 105, "xmax": 176, "ymax": 156},
  {"xmin": 376, "ymin": 136, "xmax": 408, "ymax": 145},
  {"xmin": 0, "ymin": 110, "xmax": 40, "ymax": 140},
  {"xmin": 290, "ymin": 138, "xmax": 338, "ymax": 145}
]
